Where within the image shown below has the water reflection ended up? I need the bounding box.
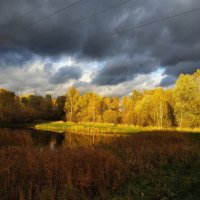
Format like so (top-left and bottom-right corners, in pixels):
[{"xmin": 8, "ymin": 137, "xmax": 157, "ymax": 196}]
[
  {"xmin": 0, "ymin": 128, "xmax": 118, "ymax": 149},
  {"xmin": 31, "ymin": 130, "xmax": 114, "ymax": 148},
  {"xmin": 63, "ymin": 132, "xmax": 114, "ymax": 148},
  {"xmin": 30, "ymin": 130, "xmax": 64, "ymax": 146}
]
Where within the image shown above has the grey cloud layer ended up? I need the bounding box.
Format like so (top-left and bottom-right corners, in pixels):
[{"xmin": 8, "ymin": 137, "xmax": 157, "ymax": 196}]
[
  {"xmin": 49, "ymin": 66, "xmax": 82, "ymax": 84},
  {"xmin": 0, "ymin": 0, "xmax": 200, "ymax": 92},
  {"xmin": 93, "ymin": 56, "xmax": 158, "ymax": 85}
]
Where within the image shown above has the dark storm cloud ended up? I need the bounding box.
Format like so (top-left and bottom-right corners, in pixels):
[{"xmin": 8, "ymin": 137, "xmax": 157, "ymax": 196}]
[
  {"xmin": 159, "ymin": 75, "xmax": 176, "ymax": 87},
  {"xmin": 49, "ymin": 66, "xmax": 82, "ymax": 84},
  {"xmin": 164, "ymin": 61, "xmax": 200, "ymax": 77},
  {"xmin": 93, "ymin": 56, "xmax": 158, "ymax": 85},
  {"xmin": 0, "ymin": 0, "xmax": 200, "ymax": 87},
  {"xmin": 0, "ymin": 0, "xmax": 120, "ymax": 57},
  {"xmin": 0, "ymin": 48, "xmax": 34, "ymax": 67},
  {"xmin": 160, "ymin": 61, "xmax": 200, "ymax": 87}
]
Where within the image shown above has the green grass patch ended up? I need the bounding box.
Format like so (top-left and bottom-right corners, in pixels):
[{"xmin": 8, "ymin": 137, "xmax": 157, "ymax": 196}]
[
  {"xmin": 34, "ymin": 121, "xmax": 164, "ymax": 134},
  {"xmin": 34, "ymin": 121, "xmax": 200, "ymax": 135}
]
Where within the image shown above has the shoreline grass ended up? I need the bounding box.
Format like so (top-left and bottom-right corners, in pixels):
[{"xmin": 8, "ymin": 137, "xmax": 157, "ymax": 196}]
[{"xmin": 34, "ymin": 121, "xmax": 200, "ymax": 135}]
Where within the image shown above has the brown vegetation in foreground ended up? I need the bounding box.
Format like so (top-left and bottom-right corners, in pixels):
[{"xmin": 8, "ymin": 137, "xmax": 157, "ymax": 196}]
[
  {"xmin": 1, "ymin": 147, "xmax": 125, "ymax": 200},
  {"xmin": 0, "ymin": 129, "xmax": 33, "ymax": 147},
  {"xmin": 0, "ymin": 130, "xmax": 198, "ymax": 200}
]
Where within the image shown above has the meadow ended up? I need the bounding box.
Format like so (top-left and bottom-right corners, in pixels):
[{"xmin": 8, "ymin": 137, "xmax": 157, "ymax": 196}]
[{"xmin": 1, "ymin": 128, "xmax": 200, "ymax": 200}]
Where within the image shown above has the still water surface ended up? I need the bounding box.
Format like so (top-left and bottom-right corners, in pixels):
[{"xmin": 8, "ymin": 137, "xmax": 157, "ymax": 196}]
[{"xmin": 0, "ymin": 128, "xmax": 116, "ymax": 148}]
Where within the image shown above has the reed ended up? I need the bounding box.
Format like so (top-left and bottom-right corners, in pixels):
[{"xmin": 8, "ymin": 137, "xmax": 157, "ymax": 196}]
[{"xmin": 0, "ymin": 129, "xmax": 198, "ymax": 200}]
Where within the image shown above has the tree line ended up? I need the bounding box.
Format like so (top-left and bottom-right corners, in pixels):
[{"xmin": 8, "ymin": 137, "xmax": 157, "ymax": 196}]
[{"xmin": 0, "ymin": 70, "xmax": 199, "ymax": 128}]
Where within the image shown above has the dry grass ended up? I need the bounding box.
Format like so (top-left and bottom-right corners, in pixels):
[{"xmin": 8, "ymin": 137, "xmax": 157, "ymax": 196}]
[
  {"xmin": 0, "ymin": 129, "xmax": 33, "ymax": 147},
  {"xmin": 0, "ymin": 147, "xmax": 126, "ymax": 200},
  {"xmin": 98, "ymin": 131, "xmax": 195, "ymax": 173},
  {"xmin": 0, "ymin": 129, "xmax": 198, "ymax": 200}
]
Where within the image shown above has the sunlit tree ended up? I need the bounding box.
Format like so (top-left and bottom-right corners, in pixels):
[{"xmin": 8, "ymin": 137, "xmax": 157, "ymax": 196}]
[
  {"xmin": 174, "ymin": 73, "xmax": 200, "ymax": 127},
  {"xmin": 87, "ymin": 93, "xmax": 102, "ymax": 122},
  {"xmin": 64, "ymin": 87, "xmax": 80, "ymax": 122}
]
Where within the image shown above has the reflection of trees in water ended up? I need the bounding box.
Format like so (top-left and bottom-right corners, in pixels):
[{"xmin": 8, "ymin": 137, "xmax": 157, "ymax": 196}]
[
  {"xmin": 49, "ymin": 139, "xmax": 56, "ymax": 151},
  {"xmin": 63, "ymin": 132, "xmax": 114, "ymax": 148},
  {"xmin": 31, "ymin": 130, "xmax": 64, "ymax": 147}
]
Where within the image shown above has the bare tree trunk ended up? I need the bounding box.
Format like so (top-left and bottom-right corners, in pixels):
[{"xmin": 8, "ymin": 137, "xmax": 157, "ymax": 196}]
[
  {"xmin": 70, "ymin": 99, "xmax": 73, "ymax": 122},
  {"xmin": 180, "ymin": 110, "xmax": 183, "ymax": 128},
  {"xmin": 159, "ymin": 103, "xmax": 163, "ymax": 127},
  {"xmin": 160, "ymin": 116, "xmax": 163, "ymax": 128},
  {"xmin": 156, "ymin": 110, "xmax": 159, "ymax": 127}
]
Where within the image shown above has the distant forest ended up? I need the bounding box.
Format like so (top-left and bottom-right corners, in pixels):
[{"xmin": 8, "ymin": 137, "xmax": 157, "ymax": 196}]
[{"xmin": 0, "ymin": 70, "xmax": 199, "ymax": 128}]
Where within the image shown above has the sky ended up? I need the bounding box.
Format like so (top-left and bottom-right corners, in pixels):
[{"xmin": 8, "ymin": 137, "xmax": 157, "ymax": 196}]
[{"xmin": 0, "ymin": 0, "xmax": 199, "ymax": 97}]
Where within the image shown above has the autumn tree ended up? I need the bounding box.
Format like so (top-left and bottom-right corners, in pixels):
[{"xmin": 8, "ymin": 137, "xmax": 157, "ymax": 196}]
[
  {"xmin": 111, "ymin": 96, "xmax": 119, "ymax": 111},
  {"xmin": 165, "ymin": 89, "xmax": 176, "ymax": 127},
  {"xmin": 133, "ymin": 89, "xmax": 173, "ymax": 127},
  {"xmin": 134, "ymin": 95, "xmax": 153, "ymax": 126},
  {"xmin": 40, "ymin": 94, "xmax": 55, "ymax": 120},
  {"xmin": 0, "ymin": 88, "xmax": 21, "ymax": 123},
  {"xmin": 151, "ymin": 88, "xmax": 169, "ymax": 127},
  {"xmin": 102, "ymin": 96, "xmax": 111, "ymax": 112},
  {"xmin": 174, "ymin": 73, "xmax": 200, "ymax": 127},
  {"xmin": 87, "ymin": 93, "xmax": 102, "ymax": 122},
  {"xmin": 74, "ymin": 94, "xmax": 87, "ymax": 122},
  {"xmin": 64, "ymin": 87, "xmax": 80, "ymax": 122},
  {"xmin": 103, "ymin": 110, "xmax": 120, "ymax": 124},
  {"xmin": 122, "ymin": 90, "xmax": 143, "ymax": 125},
  {"xmin": 55, "ymin": 96, "xmax": 66, "ymax": 119},
  {"xmin": 121, "ymin": 96, "xmax": 128, "ymax": 113}
]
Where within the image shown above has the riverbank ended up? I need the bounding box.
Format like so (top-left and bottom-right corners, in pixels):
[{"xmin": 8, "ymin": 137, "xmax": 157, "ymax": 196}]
[
  {"xmin": 34, "ymin": 121, "xmax": 200, "ymax": 135},
  {"xmin": 1, "ymin": 121, "xmax": 200, "ymax": 135}
]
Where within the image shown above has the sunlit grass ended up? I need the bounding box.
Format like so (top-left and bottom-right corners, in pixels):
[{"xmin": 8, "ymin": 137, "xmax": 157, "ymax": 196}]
[{"xmin": 34, "ymin": 121, "xmax": 200, "ymax": 134}]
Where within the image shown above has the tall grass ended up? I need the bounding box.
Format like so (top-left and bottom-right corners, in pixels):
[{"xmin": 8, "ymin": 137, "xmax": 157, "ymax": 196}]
[
  {"xmin": 0, "ymin": 147, "xmax": 126, "ymax": 200},
  {"xmin": 0, "ymin": 129, "xmax": 33, "ymax": 147},
  {"xmin": 0, "ymin": 129, "xmax": 198, "ymax": 200},
  {"xmin": 98, "ymin": 132, "xmax": 195, "ymax": 173}
]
